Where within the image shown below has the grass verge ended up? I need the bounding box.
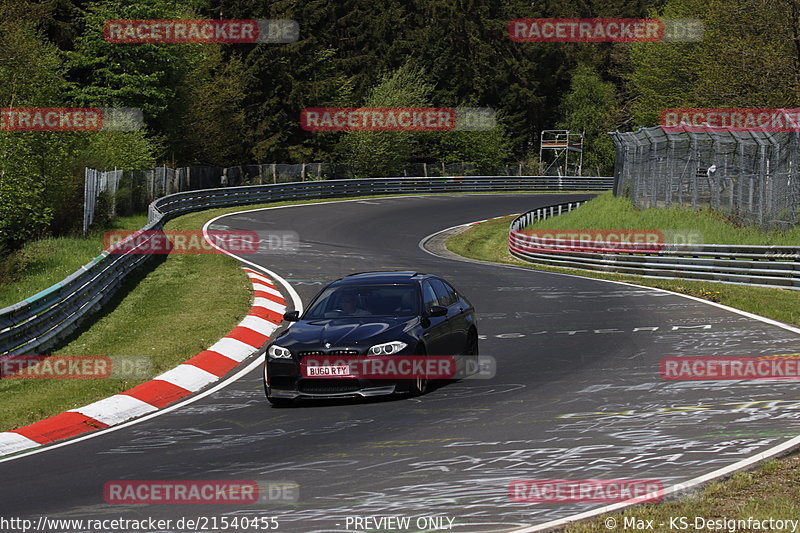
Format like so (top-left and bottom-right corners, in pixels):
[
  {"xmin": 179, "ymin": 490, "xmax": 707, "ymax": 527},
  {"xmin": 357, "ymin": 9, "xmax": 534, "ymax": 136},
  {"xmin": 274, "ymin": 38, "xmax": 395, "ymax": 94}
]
[
  {"xmin": 563, "ymin": 455, "xmax": 800, "ymax": 532},
  {"xmin": 0, "ymin": 208, "xmax": 252, "ymax": 432},
  {"xmin": 0, "ymin": 191, "xmax": 593, "ymax": 432},
  {"xmin": 449, "ymin": 215, "xmax": 800, "ymax": 326},
  {"xmin": 527, "ymin": 191, "xmax": 800, "ymax": 245},
  {"xmin": 0, "ymin": 214, "xmax": 148, "ymax": 309},
  {"xmin": 445, "ymin": 207, "xmax": 800, "ymax": 531}
]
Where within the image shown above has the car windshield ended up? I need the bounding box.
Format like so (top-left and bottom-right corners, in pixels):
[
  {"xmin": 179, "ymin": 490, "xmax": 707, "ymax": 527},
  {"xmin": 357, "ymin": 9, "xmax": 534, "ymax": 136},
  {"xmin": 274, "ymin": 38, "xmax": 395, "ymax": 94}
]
[{"xmin": 304, "ymin": 284, "xmax": 419, "ymax": 319}]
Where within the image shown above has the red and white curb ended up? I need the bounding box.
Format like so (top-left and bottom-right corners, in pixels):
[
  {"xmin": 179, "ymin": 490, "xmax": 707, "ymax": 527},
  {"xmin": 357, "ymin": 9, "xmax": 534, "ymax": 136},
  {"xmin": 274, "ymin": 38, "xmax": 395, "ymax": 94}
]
[{"xmin": 0, "ymin": 267, "xmax": 285, "ymax": 457}]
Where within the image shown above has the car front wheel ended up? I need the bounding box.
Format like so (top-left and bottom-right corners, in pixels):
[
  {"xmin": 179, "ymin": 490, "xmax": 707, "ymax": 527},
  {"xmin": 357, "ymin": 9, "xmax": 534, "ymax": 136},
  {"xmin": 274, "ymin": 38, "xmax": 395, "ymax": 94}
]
[
  {"xmin": 409, "ymin": 375, "xmax": 428, "ymax": 396},
  {"xmin": 407, "ymin": 345, "xmax": 428, "ymax": 396},
  {"xmin": 265, "ymin": 365, "xmax": 293, "ymax": 407}
]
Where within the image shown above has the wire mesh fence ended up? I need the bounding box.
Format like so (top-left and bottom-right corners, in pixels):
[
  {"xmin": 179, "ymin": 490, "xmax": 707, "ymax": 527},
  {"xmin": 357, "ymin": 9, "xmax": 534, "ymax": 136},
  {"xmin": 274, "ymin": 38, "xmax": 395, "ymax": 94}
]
[
  {"xmin": 610, "ymin": 127, "xmax": 800, "ymax": 230},
  {"xmin": 82, "ymin": 161, "xmax": 553, "ymax": 233}
]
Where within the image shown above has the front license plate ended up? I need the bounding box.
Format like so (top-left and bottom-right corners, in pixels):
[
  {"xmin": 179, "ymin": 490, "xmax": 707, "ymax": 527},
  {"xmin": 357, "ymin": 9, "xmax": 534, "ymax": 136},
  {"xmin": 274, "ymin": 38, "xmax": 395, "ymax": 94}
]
[{"xmin": 306, "ymin": 365, "xmax": 351, "ymax": 377}]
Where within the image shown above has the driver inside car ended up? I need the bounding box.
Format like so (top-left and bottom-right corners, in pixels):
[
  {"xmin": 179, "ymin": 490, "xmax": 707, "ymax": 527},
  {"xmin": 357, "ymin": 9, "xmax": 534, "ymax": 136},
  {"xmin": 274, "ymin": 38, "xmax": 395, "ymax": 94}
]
[{"xmin": 339, "ymin": 293, "xmax": 369, "ymax": 316}]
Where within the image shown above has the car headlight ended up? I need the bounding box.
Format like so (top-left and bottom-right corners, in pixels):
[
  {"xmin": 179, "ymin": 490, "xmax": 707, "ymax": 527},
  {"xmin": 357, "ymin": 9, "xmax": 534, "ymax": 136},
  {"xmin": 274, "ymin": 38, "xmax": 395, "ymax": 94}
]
[
  {"xmin": 268, "ymin": 345, "xmax": 292, "ymax": 358},
  {"xmin": 368, "ymin": 341, "xmax": 407, "ymax": 355}
]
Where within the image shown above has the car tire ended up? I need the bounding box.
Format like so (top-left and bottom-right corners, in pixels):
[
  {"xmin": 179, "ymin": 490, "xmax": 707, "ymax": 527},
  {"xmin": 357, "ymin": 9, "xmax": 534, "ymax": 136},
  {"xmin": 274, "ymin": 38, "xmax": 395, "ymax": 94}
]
[
  {"xmin": 466, "ymin": 329, "xmax": 479, "ymax": 357},
  {"xmin": 408, "ymin": 345, "xmax": 428, "ymax": 397},
  {"xmin": 264, "ymin": 365, "xmax": 293, "ymax": 407},
  {"xmin": 409, "ymin": 375, "xmax": 428, "ymax": 396},
  {"xmin": 452, "ymin": 329, "xmax": 480, "ymax": 380},
  {"xmin": 467, "ymin": 329, "xmax": 479, "ymax": 373}
]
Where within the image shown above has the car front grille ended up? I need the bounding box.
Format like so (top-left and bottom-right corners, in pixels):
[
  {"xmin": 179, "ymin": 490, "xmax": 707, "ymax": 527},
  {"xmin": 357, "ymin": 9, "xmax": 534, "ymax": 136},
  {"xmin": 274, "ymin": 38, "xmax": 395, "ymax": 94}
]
[
  {"xmin": 298, "ymin": 379, "xmax": 361, "ymax": 394},
  {"xmin": 298, "ymin": 349, "xmax": 360, "ymax": 357}
]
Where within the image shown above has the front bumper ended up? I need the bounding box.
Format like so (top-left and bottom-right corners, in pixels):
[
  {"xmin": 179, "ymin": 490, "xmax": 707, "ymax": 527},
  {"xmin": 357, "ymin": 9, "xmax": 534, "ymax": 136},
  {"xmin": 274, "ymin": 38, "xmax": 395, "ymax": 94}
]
[
  {"xmin": 267, "ymin": 381, "xmax": 398, "ymax": 400},
  {"xmin": 266, "ymin": 350, "xmax": 413, "ymax": 399}
]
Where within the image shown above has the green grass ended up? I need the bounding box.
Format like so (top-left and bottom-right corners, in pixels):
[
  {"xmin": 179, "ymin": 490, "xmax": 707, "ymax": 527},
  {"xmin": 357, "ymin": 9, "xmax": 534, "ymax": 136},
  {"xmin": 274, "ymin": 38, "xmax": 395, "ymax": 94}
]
[
  {"xmin": 0, "ymin": 215, "xmax": 148, "ymax": 309},
  {"xmin": 447, "ymin": 215, "xmax": 800, "ymax": 326},
  {"xmin": 0, "ymin": 190, "xmax": 600, "ymax": 313},
  {"xmin": 528, "ymin": 192, "xmax": 800, "ymax": 245},
  {"xmin": 562, "ymin": 455, "xmax": 800, "ymax": 532},
  {"xmin": 0, "ymin": 210, "xmax": 252, "ymax": 432}
]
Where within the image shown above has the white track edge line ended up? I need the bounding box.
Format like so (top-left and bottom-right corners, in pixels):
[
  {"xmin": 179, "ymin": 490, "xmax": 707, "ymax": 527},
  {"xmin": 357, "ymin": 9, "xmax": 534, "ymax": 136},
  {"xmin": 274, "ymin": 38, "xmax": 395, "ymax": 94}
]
[
  {"xmin": 0, "ymin": 211, "xmax": 304, "ymax": 464},
  {"xmin": 419, "ymin": 221, "xmax": 800, "ymax": 335},
  {"xmin": 0, "ymin": 196, "xmax": 578, "ymax": 462},
  {"xmin": 418, "ymin": 219, "xmax": 800, "ymax": 532}
]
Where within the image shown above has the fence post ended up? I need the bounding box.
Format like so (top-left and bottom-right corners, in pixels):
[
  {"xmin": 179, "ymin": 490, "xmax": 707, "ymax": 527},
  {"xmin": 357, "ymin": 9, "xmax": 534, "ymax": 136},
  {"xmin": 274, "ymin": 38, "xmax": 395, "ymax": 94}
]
[
  {"xmin": 82, "ymin": 168, "xmax": 92, "ymax": 235},
  {"xmin": 724, "ymin": 152, "xmax": 733, "ymax": 212},
  {"xmin": 756, "ymin": 138, "xmax": 766, "ymax": 226},
  {"xmin": 665, "ymin": 134, "xmax": 674, "ymax": 208},
  {"xmin": 690, "ymin": 134, "xmax": 698, "ymax": 209}
]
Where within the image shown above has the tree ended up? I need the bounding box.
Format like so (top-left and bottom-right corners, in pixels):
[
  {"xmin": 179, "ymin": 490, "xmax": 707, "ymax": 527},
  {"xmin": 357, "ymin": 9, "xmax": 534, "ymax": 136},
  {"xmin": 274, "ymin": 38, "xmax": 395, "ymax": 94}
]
[
  {"xmin": 0, "ymin": 4, "xmax": 67, "ymax": 249},
  {"xmin": 625, "ymin": 0, "xmax": 800, "ymax": 127},
  {"xmin": 557, "ymin": 63, "xmax": 618, "ymax": 175},
  {"xmin": 0, "ymin": 0, "xmax": 159, "ymax": 248},
  {"xmin": 175, "ymin": 47, "xmax": 251, "ymax": 166},
  {"xmin": 336, "ymin": 62, "xmax": 436, "ymax": 177},
  {"xmin": 693, "ymin": 0, "xmax": 800, "ymax": 108},
  {"xmin": 626, "ymin": 0, "xmax": 708, "ymax": 126},
  {"xmin": 436, "ymin": 123, "xmax": 512, "ymax": 174},
  {"xmin": 65, "ymin": 0, "xmax": 206, "ymax": 160},
  {"xmin": 403, "ymin": 0, "xmax": 543, "ymax": 157}
]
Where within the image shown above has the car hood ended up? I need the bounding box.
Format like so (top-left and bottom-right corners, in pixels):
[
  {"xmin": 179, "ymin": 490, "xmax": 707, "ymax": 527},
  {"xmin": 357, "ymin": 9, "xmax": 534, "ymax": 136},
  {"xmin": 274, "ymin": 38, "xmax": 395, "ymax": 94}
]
[{"xmin": 275, "ymin": 316, "xmax": 417, "ymax": 350}]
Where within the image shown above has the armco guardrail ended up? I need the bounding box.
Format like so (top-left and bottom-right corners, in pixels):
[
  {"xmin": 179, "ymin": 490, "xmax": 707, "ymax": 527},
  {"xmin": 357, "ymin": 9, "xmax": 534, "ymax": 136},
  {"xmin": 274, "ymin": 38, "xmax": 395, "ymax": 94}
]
[
  {"xmin": 148, "ymin": 176, "xmax": 612, "ymax": 224},
  {"xmin": 509, "ymin": 202, "xmax": 800, "ymax": 289},
  {"xmin": 1, "ymin": 175, "xmax": 611, "ymax": 356}
]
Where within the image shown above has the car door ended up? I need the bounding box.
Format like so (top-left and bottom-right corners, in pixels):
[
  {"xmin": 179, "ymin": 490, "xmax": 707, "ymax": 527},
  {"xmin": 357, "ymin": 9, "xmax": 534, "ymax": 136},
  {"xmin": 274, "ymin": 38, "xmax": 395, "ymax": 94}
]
[
  {"xmin": 430, "ymin": 278, "xmax": 467, "ymax": 354},
  {"xmin": 420, "ymin": 280, "xmax": 452, "ymax": 355}
]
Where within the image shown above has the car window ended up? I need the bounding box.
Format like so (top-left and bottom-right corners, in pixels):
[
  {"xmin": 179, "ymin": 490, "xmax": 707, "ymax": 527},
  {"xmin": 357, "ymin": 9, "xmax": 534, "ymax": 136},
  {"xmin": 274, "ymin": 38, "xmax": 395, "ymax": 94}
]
[
  {"xmin": 304, "ymin": 284, "xmax": 420, "ymax": 318},
  {"xmin": 422, "ymin": 281, "xmax": 439, "ymax": 310},
  {"xmin": 429, "ymin": 279, "xmax": 455, "ymax": 307},
  {"xmin": 447, "ymin": 281, "xmax": 471, "ymax": 308},
  {"xmin": 441, "ymin": 281, "xmax": 459, "ymax": 305}
]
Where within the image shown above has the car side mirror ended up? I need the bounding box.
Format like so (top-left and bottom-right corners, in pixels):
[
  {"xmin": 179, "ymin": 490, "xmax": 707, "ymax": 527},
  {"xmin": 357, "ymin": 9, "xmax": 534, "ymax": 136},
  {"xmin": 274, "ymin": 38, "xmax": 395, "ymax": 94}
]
[
  {"xmin": 428, "ymin": 305, "xmax": 447, "ymax": 317},
  {"xmin": 283, "ymin": 310, "xmax": 300, "ymax": 322}
]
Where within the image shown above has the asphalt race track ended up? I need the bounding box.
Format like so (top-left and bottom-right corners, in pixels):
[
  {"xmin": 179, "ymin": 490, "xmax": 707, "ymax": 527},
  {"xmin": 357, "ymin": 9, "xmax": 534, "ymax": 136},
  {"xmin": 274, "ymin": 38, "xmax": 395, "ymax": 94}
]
[{"xmin": 2, "ymin": 193, "xmax": 800, "ymax": 533}]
